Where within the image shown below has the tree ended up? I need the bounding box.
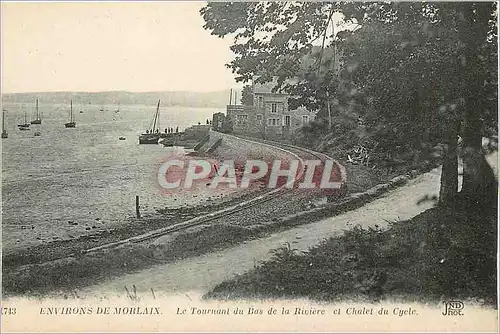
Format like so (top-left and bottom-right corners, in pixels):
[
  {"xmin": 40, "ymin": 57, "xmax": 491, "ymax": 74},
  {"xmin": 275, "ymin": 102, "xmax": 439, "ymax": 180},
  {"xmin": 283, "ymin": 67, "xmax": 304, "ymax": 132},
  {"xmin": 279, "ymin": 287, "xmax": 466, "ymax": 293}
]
[
  {"xmin": 201, "ymin": 2, "xmax": 352, "ymax": 136},
  {"xmin": 241, "ymin": 85, "xmax": 253, "ymax": 106},
  {"xmin": 327, "ymin": 2, "xmax": 497, "ymax": 206},
  {"xmin": 200, "ymin": 2, "xmax": 344, "ymax": 106},
  {"xmin": 200, "ymin": 2, "xmax": 498, "ymax": 207},
  {"xmin": 457, "ymin": 2, "xmax": 497, "ymax": 204},
  {"xmin": 340, "ymin": 3, "xmax": 469, "ymax": 205}
]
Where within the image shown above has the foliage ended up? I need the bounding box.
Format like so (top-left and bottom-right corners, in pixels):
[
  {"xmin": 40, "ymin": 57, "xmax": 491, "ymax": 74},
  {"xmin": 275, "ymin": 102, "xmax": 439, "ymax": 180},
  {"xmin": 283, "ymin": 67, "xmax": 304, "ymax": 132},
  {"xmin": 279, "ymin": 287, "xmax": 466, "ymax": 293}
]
[
  {"xmin": 342, "ymin": 3, "xmax": 497, "ymax": 150},
  {"xmin": 201, "ymin": 2, "xmax": 498, "ymax": 204},
  {"xmin": 200, "ymin": 2, "xmax": 346, "ymax": 112},
  {"xmin": 240, "ymin": 85, "xmax": 254, "ymax": 106},
  {"xmin": 200, "ymin": 2, "xmax": 497, "ymax": 132}
]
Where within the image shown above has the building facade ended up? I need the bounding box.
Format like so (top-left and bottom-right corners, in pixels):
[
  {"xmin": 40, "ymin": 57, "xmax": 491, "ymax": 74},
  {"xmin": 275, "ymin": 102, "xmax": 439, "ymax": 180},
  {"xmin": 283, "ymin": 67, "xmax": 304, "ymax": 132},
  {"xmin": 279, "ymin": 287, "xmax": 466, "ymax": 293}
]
[
  {"xmin": 212, "ymin": 112, "xmax": 226, "ymax": 132},
  {"xmin": 227, "ymin": 79, "xmax": 316, "ymax": 140}
]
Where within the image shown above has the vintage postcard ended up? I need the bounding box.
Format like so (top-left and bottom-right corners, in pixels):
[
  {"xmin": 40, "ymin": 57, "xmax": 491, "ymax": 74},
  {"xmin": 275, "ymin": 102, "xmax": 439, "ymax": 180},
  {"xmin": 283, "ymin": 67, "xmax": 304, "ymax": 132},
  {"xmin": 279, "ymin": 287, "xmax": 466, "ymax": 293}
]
[{"xmin": 1, "ymin": 1, "xmax": 498, "ymax": 332}]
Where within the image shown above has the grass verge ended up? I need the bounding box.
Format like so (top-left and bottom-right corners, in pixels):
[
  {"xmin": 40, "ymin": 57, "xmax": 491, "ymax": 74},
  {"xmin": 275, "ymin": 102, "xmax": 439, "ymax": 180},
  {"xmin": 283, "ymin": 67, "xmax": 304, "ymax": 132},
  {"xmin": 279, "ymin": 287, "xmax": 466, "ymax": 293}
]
[
  {"xmin": 2, "ymin": 224, "xmax": 260, "ymax": 298},
  {"xmin": 205, "ymin": 199, "xmax": 497, "ymax": 305}
]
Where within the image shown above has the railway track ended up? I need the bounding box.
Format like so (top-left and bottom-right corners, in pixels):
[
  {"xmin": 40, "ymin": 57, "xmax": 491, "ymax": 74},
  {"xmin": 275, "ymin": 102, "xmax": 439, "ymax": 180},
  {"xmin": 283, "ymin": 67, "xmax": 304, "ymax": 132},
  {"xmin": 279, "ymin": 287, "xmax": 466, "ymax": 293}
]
[
  {"xmin": 80, "ymin": 134, "xmax": 326, "ymax": 254},
  {"xmin": 239, "ymin": 135, "xmax": 347, "ymax": 184},
  {"xmin": 2, "ymin": 133, "xmax": 345, "ymax": 274}
]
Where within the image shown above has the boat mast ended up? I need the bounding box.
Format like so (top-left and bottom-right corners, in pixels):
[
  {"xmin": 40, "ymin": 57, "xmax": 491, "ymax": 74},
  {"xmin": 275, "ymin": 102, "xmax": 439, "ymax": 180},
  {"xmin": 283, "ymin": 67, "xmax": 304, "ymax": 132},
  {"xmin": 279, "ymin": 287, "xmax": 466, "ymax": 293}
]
[
  {"xmin": 70, "ymin": 100, "xmax": 73, "ymax": 122},
  {"xmin": 157, "ymin": 99, "xmax": 160, "ymax": 132},
  {"xmin": 36, "ymin": 98, "xmax": 39, "ymax": 119},
  {"xmin": 152, "ymin": 99, "xmax": 160, "ymax": 132},
  {"xmin": 24, "ymin": 109, "xmax": 27, "ymax": 125},
  {"xmin": 2, "ymin": 110, "xmax": 5, "ymax": 132}
]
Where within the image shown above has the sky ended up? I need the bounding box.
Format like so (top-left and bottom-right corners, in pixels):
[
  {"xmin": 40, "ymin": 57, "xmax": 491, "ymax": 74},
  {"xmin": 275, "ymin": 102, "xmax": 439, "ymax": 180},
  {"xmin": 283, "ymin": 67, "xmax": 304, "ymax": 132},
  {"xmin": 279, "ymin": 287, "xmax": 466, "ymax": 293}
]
[{"xmin": 1, "ymin": 2, "xmax": 242, "ymax": 93}]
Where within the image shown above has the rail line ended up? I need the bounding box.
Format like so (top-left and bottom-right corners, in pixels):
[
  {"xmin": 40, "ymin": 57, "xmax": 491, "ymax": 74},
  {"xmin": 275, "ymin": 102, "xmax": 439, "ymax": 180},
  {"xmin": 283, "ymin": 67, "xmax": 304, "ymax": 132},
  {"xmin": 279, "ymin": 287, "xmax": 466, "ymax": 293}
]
[
  {"xmin": 80, "ymin": 134, "xmax": 323, "ymax": 254},
  {"xmin": 239, "ymin": 135, "xmax": 347, "ymax": 185}
]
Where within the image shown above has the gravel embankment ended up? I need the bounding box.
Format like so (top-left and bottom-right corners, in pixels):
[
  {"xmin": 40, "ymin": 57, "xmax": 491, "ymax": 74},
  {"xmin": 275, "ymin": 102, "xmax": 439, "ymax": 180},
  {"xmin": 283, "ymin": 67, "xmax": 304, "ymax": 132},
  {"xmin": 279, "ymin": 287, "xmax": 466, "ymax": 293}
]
[
  {"xmin": 78, "ymin": 166, "xmax": 444, "ymax": 298},
  {"xmin": 3, "ymin": 133, "xmax": 306, "ymax": 270}
]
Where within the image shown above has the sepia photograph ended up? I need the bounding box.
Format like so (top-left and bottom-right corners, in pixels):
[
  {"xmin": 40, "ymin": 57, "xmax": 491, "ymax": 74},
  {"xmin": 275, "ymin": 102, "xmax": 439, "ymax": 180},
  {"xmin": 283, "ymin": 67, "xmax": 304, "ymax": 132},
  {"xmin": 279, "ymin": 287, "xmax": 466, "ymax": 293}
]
[{"xmin": 1, "ymin": 1, "xmax": 498, "ymax": 332}]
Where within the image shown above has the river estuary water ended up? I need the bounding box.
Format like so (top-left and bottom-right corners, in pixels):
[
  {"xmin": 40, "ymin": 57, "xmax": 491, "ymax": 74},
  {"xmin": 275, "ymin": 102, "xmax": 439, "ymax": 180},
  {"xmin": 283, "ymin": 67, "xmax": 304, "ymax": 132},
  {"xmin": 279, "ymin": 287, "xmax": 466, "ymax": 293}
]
[{"xmin": 1, "ymin": 101, "xmax": 223, "ymax": 251}]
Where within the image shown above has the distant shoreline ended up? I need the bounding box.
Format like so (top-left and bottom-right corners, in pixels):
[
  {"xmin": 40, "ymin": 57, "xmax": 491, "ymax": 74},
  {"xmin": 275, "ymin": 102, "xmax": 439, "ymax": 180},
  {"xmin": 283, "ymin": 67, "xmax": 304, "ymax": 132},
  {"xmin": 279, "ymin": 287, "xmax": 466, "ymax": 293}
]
[
  {"xmin": 1, "ymin": 89, "xmax": 242, "ymax": 109},
  {"xmin": 1, "ymin": 101, "xmax": 226, "ymax": 109}
]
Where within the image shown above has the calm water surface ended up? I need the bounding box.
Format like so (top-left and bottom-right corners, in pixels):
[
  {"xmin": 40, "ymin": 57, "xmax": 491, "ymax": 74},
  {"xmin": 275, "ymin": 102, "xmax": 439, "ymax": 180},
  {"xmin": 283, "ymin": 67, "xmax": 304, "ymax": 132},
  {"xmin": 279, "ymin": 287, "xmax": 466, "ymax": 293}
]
[{"xmin": 2, "ymin": 101, "xmax": 222, "ymax": 233}]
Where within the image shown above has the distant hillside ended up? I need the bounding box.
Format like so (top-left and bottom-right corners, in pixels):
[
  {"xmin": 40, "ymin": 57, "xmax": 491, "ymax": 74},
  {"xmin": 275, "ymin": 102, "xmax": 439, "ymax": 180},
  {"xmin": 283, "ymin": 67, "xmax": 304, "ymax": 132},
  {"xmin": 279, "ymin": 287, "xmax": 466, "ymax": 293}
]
[{"xmin": 1, "ymin": 90, "xmax": 243, "ymax": 108}]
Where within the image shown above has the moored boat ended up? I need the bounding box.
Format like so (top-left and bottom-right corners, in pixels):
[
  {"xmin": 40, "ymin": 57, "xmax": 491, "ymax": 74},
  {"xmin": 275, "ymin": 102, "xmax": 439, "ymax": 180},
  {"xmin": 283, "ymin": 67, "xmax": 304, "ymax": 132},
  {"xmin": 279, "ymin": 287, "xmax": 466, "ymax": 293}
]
[
  {"xmin": 64, "ymin": 100, "xmax": 76, "ymax": 128},
  {"xmin": 2, "ymin": 110, "xmax": 8, "ymax": 138},
  {"xmin": 30, "ymin": 99, "xmax": 42, "ymax": 124},
  {"xmin": 139, "ymin": 133, "xmax": 161, "ymax": 144},
  {"xmin": 139, "ymin": 99, "xmax": 161, "ymax": 144},
  {"xmin": 18, "ymin": 109, "xmax": 31, "ymax": 130},
  {"xmin": 160, "ymin": 133, "xmax": 178, "ymax": 147}
]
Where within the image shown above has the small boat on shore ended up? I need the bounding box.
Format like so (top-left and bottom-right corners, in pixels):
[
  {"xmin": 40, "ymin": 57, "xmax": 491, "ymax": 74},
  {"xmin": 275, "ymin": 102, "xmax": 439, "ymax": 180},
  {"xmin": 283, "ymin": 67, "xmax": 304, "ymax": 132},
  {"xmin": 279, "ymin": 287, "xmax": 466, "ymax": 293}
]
[
  {"xmin": 2, "ymin": 110, "xmax": 8, "ymax": 138},
  {"xmin": 34, "ymin": 131, "xmax": 41, "ymax": 136},
  {"xmin": 139, "ymin": 99, "xmax": 161, "ymax": 144},
  {"xmin": 160, "ymin": 133, "xmax": 178, "ymax": 147},
  {"xmin": 119, "ymin": 136, "xmax": 126, "ymax": 140},
  {"xmin": 30, "ymin": 99, "xmax": 42, "ymax": 124},
  {"xmin": 64, "ymin": 100, "xmax": 76, "ymax": 128}
]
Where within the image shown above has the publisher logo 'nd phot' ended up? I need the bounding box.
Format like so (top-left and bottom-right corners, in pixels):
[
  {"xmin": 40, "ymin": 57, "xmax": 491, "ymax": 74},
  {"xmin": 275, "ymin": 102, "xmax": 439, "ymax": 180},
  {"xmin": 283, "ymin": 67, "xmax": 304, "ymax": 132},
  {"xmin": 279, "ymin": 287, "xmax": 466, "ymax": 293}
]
[{"xmin": 442, "ymin": 301, "xmax": 464, "ymax": 316}]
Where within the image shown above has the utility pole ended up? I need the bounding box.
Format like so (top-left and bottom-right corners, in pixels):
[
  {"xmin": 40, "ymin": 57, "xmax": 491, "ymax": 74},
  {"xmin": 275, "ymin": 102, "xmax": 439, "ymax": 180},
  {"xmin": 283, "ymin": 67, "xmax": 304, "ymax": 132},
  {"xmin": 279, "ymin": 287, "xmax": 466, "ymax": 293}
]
[
  {"xmin": 318, "ymin": 5, "xmax": 335, "ymax": 129},
  {"xmin": 326, "ymin": 10, "xmax": 336, "ymax": 129},
  {"xmin": 326, "ymin": 89, "xmax": 332, "ymax": 129}
]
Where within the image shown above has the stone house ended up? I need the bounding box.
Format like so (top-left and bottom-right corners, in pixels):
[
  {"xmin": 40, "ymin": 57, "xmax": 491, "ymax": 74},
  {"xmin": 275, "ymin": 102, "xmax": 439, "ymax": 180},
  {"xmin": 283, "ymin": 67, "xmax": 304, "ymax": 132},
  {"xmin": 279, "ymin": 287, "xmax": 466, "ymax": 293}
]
[{"xmin": 226, "ymin": 78, "xmax": 316, "ymax": 140}]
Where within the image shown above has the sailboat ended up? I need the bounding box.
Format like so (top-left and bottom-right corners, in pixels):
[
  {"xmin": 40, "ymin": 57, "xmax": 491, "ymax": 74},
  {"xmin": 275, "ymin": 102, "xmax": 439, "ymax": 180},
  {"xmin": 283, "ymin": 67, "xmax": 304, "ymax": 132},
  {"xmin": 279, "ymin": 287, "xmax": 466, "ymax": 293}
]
[
  {"xmin": 18, "ymin": 108, "xmax": 31, "ymax": 130},
  {"xmin": 115, "ymin": 102, "xmax": 120, "ymax": 113},
  {"xmin": 139, "ymin": 99, "xmax": 161, "ymax": 144},
  {"xmin": 64, "ymin": 100, "xmax": 76, "ymax": 128},
  {"xmin": 31, "ymin": 99, "xmax": 42, "ymax": 124},
  {"xmin": 2, "ymin": 110, "xmax": 8, "ymax": 138}
]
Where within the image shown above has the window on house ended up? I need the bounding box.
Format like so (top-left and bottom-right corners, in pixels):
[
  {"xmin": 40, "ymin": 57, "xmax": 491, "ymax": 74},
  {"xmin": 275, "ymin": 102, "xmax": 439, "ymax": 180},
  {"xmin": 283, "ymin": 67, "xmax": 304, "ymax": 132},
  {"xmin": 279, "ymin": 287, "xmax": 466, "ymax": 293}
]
[
  {"xmin": 268, "ymin": 118, "xmax": 280, "ymax": 126},
  {"xmin": 237, "ymin": 114, "xmax": 248, "ymax": 125},
  {"xmin": 258, "ymin": 96, "xmax": 263, "ymax": 107},
  {"xmin": 257, "ymin": 114, "xmax": 263, "ymax": 124},
  {"xmin": 271, "ymin": 103, "xmax": 277, "ymax": 113},
  {"xmin": 284, "ymin": 115, "xmax": 291, "ymax": 127},
  {"xmin": 302, "ymin": 115, "xmax": 310, "ymax": 124}
]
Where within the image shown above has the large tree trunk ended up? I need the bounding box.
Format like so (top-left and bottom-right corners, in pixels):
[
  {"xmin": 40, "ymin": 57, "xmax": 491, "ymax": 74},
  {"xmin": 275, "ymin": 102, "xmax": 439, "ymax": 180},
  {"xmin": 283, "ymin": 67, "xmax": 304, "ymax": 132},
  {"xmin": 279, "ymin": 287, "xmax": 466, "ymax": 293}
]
[
  {"xmin": 439, "ymin": 123, "xmax": 459, "ymax": 207},
  {"xmin": 459, "ymin": 3, "xmax": 494, "ymax": 199}
]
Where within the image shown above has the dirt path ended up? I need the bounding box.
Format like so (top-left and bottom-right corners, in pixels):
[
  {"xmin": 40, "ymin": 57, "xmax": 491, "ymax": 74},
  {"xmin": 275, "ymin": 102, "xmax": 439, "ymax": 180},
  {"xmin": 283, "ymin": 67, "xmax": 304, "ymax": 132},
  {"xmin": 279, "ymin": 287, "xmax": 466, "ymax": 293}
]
[{"xmin": 77, "ymin": 153, "xmax": 497, "ymax": 299}]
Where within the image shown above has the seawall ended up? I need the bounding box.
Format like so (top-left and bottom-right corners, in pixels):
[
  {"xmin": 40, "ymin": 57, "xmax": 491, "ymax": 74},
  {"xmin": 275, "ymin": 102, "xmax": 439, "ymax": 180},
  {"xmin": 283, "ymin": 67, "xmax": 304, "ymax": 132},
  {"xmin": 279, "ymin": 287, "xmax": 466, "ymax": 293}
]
[{"xmin": 200, "ymin": 130, "xmax": 299, "ymax": 167}]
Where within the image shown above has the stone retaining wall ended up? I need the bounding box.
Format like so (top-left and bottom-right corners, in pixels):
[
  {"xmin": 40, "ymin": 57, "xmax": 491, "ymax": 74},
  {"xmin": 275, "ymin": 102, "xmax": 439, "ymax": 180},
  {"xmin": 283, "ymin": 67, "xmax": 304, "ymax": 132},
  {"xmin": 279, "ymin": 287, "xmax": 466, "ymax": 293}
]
[{"xmin": 204, "ymin": 130, "xmax": 299, "ymax": 166}]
